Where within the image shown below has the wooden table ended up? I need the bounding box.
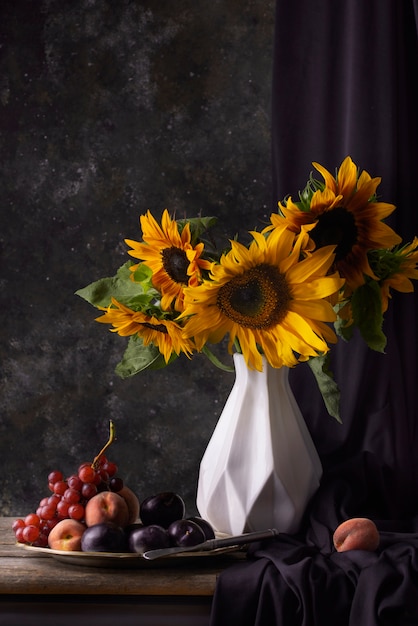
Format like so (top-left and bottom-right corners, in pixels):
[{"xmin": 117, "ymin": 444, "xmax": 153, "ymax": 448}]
[{"xmin": 0, "ymin": 517, "xmax": 244, "ymax": 625}]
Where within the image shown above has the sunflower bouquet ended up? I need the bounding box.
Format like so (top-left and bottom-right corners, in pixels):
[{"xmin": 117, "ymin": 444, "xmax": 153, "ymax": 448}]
[{"xmin": 76, "ymin": 157, "xmax": 418, "ymax": 420}]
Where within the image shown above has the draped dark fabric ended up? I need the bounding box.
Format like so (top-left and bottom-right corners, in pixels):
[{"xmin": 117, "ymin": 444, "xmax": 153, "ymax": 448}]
[{"xmin": 210, "ymin": 2, "xmax": 418, "ymax": 624}]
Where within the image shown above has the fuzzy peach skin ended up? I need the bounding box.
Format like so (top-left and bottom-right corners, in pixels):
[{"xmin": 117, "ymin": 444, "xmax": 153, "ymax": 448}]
[
  {"xmin": 118, "ymin": 486, "xmax": 140, "ymax": 524},
  {"xmin": 84, "ymin": 491, "xmax": 129, "ymax": 528},
  {"xmin": 333, "ymin": 517, "xmax": 380, "ymax": 552},
  {"xmin": 48, "ymin": 519, "xmax": 86, "ymax": 551}
]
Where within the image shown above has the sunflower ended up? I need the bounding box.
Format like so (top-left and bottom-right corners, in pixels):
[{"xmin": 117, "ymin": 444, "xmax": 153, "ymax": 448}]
[
  {"xmin": 180, "ymin": 227, "xmax": 345, "ymax": 371},
  {"xmin": 378, "ymin": 237, "xmax": 418, "ymax": 312},
  {"xmin": 125, "ymin": 209, "xmax": 213, "ymax": 312},
  {"xmin": 95, "ymin": 297, "xmax": 194, "ymax": 363},
  {"xmin": 278, "ymin": 156, "xmax": 402, "ymax": 291}
]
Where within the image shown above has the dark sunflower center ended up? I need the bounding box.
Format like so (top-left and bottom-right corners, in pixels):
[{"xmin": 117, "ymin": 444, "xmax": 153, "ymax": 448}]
[
  {"xmin": 217, "ymin": 264, "xmax": 291, "ymax": 329},
  {"xmin": 311, "ymin": 206, "xmax": 357, "ymax": 262},
  {"xmin": 162, "ymin": 247, "xmax": 189, "ymax": 284}
]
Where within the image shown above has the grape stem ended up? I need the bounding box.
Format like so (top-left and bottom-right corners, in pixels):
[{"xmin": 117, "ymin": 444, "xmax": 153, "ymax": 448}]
[{"xmin": 92, "ymin": 420, "xmax": 116, "ymax": 469}]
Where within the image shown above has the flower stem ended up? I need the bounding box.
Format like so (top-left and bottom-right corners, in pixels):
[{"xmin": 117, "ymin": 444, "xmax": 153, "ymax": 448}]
[
  {"xmin": 233, "ymin": 338, "xmax": 242, "ymax": 354},
  {"xmin": 92, "ymin": 420, "xmax": 116, "ymax": 469}
]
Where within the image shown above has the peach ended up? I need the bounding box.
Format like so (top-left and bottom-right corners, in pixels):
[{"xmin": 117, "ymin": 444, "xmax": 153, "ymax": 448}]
[
  {"xmin": 118, "ymin": 486, "xmax": 140, "ymax": 524},
  {"xmin": 48, "ymin": 518, "xmax": 85, "ymax": 551},
  {"xmin": 84, "ymin": 491, "xmax": 129, "ymax": 528},
  {"xmin": 333, "ymin": 517, "xmax": 380, "ymax": 552}
]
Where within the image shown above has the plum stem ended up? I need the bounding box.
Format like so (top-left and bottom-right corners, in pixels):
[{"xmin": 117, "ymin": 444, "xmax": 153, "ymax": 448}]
[{"xmin": 92, "ymin": 420, "xmax": 116, "ymax": 469}]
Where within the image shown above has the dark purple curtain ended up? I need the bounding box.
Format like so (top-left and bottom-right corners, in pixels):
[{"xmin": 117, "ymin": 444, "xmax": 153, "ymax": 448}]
[{"xmin": 210, "ymin": 2, "xmax": 418, "ymax": 624}]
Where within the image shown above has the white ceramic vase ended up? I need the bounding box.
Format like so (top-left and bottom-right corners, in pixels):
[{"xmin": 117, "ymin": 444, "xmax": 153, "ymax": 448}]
[{"xmin": 196, "ymin": 353, "xmax": 323, "ymax": 536}]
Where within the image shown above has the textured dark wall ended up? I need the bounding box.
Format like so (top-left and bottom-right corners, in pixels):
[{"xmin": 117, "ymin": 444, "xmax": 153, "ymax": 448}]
[{"xmin": 0, "ymin": 0, "xmax": 275, "ymax": 516}]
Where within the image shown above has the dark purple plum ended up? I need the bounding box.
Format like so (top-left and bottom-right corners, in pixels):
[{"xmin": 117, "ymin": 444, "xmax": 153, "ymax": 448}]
[
  {"xmin": 139, "ymin": 492, "xmax": 185, "ymax": 528},
  {"xmin": 109, "ymin": 476, "xmax": 124, "ymax": 492},
  {"xmin": 167, "ymin": 519, "xmax": 206, "ymax": 547},
  {"xmin": 128, "ymin": 524, "xmax": 170, "ymax": 553},
  {"xmin": 187, "ymin": 516, "xmax": 215, "ymax": 540},
  {"xmin": 81, "ymin": 522, "xmax": 127, "ymax": 553}
]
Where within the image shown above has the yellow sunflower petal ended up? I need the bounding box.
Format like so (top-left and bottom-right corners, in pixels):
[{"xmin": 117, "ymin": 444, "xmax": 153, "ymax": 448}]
[
  {"xmin": 369, "ymin": 221, "xmax": 402, "ymax": 248},
  {"xmin": 124, "ymin": 209, "xmax": 213, "ymax": 312},
  {"xmin": 288, "ymin": 246, "xmax": 335, "ymax": 283},
  {"xmin": 282, "ymin": 310, "xmax": 331, "ymax": 353},
  {"xmin": 291, "ymin": 273, "xmax": 344, "ymax": 300},
  {"xmin": 335, "ymin": 156, "xmax": 358, "ymax": 198},
  {"xmin": 94, "ymin": 297, "xmax": 194, "ymax": 362},
  {"xmin": 181, "ymin": 226, "xmax": 342, "ymax": 368},
  {"xmin": 290, "ymin": 299, "xmax": 337, "ymax": 323}
]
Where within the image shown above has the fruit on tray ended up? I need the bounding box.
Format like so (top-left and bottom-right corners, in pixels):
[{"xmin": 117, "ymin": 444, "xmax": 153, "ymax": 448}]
[
  {"xmin": 84, "ymin": 491, "xmax": 130, "ymax": 528},
  {"xmin": 47, "ymin": 519, "xmax": 86, "ymax": 551},
  {"xmin": 167, "ymin": 518, "xmax": 206, "ymax": 547},
  {"xmin": 117, "ymin": 486, "xmax": 140, "ymax": 524},
  {"xmin": 139, "ymin": 491, "xmax": 186, "ymax": 528},
  {"xmin": 81, "ymin": 522, "xmax": 128, "ymax": 553},
  {"xmin": 333, "ymin": 517, "xmax": 380, "ymax": 552},
  {"xmin": 187, "ymin": 516, "xmax": 216, "ymax": 540},
  {"xmin": 12, "ymin": 421, "xmax": 139, "ymax": 548},
  {"xmin": 12, "ymin": 421, "xmax": 216, "ymax": 554},
  {"xmin": 16, "ymin": 488, "xmax": 216, "ymax": 554},
  {"xmin": 128, "ymin": 524, "xmax": 171, "ymax": 553}
]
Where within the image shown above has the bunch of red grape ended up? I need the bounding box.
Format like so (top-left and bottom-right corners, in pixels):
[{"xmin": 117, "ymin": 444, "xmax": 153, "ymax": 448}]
[{"xmin": 12, "ymin": 455, "xmax": 122, "ymax": 547}]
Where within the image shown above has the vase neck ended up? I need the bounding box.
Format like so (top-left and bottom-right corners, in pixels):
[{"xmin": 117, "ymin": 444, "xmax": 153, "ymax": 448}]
[{"xmin": 232, "ymin": 353, "xmax": 290, "ymax": 384}]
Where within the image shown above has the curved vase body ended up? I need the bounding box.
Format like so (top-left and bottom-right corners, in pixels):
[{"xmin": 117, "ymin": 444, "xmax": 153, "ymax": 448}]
[{"xmin": 196, "ymin": 354, "xmax": 323, "ymax": 535}]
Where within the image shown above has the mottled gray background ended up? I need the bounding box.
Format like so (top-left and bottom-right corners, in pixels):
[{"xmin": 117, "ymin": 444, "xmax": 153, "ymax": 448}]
[{"xmin": 0, "ymin": 0, "xmax": 275, "ymax": 516}]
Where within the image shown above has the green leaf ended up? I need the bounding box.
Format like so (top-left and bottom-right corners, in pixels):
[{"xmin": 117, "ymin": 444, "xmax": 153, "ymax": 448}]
[
  {"xmin": 115, "ymin": 336, "xmax": 175, "ymax": 378},
  {"xmin": 334, "ymin": 315, "xmax": 354, "ymax": 342},
  {"xmin": 307, "ymin": 354, "xmax": 342, "ymax": 423},
  {"xmin": 131, "ymin": 263, "xmax": 153, "ymax": 287},
  {"xmin": 75, "ymin": 262, "xmax": 143, "ymax": 309},
  {"xmin": 124, "ymin": 293, "xmax": 159, "ymax": 310},
  {"xmin": 351, "ymin": 281, "xmax": 387, "ymax": 352},
  {"xmin": 202, "ymin": 345, "xmax": 234, "ymax": 372},
  {"xmin": 176, "ymin": 216, "xmax": 218, "ymax": 244}
]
